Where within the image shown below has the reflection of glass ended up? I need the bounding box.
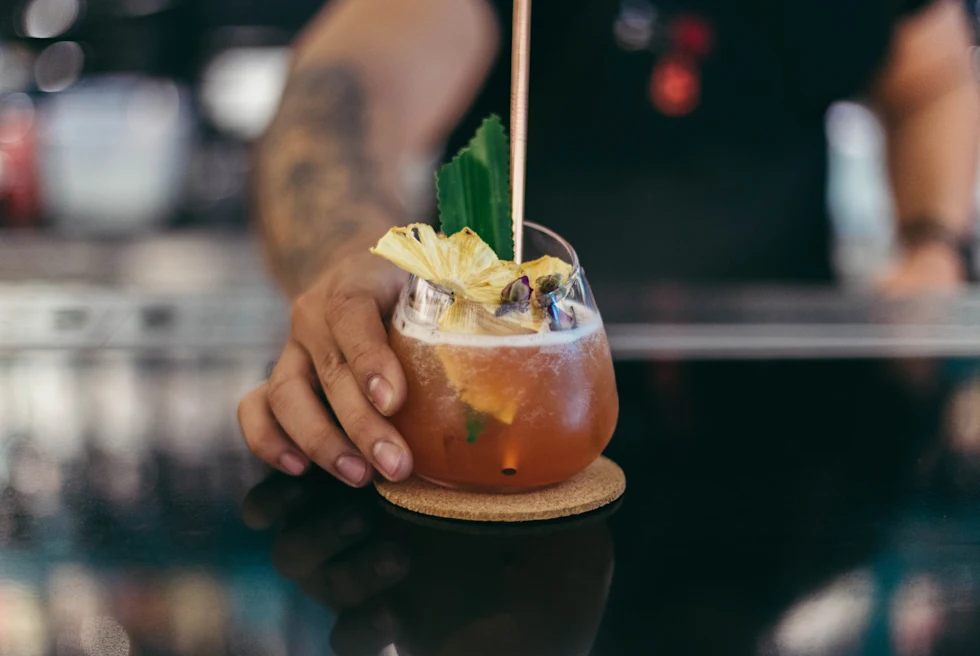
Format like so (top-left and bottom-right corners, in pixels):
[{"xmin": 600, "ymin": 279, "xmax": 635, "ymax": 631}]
[
  {"xmin": 386, "ymin": 513, "xmax": 615, "ymax": 656},
  {"xmin": 244, "ymin": 472, "xmax": 616, "ymax": 656},
  {"xmin": 389, "ymin": 223, "xmax": 619, "ymax": 492}
]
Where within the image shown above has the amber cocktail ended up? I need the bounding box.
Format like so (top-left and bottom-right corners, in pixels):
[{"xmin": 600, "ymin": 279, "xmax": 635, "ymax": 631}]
[{"xmin": 388, "ymin": 223, "xmax": 618, "ymax": 492}]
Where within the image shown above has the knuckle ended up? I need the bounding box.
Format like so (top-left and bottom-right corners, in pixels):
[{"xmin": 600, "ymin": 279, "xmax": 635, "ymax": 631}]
[
  {"xmin": 237, "ymin": 385, "xmax": 265, "ymax": 424},
  {"xmin": 290, "ymin": 288, "xmax": 324, "ymax": 333},
  {"xmin": 342, "ymin": 410, "xmax": 374, "ymax": 442},
  {"xmin": 315, "ymin": 349, "xmax": 349, "ymax": 391},
  {"xmin": 266, "ymin": 373, "xmax": 295, "ymax": 414},
  {"xmin": 348, "ymin": 347, "xmax": 380, "ymax": 380},
  {"xmin": 302, "ymin": 426, "xmax": 339, "ymax": 464},
  {"xmin": 240, "ymin": 423, "xmax": 273, "ymax": 460},
  {"xmin": 289, "ymin": 302, "xmax": 310, "ymax": 334},
  {"xmin": 326, "ymin": 288, "xmax": 369, "ymax": 329},
  {"xmin": 244, "ymin": 432, "xmax": 271, "ymax": 459},
  {"xmin": 325, "ymin": 284, "xmax": 354, "ymax": 313}
]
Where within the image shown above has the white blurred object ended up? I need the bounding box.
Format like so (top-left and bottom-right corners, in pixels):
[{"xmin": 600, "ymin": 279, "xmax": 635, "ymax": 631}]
[
  {"xmin": 22, "ymin": 352, "xmax": 83, "ymax": 463},
  {"xmin": 167, "ymin": 573, "xmax": 229, "ymax": 655},
  {"xmin": 47, "ymin": 565, "xmax": 109, "ymax": 653},
  {"xmin": 79, "ymin": 616, "xmax": 131, "ymax": 656},
  {"xmin": 22, "ymin": 0, "xmax": 81, "ymax": 39},
  {"xmin": 120, "ymin": 0, "xmax": 173, "ymax": 17},
  {"xmin": 0, "ymin": 43, "xmax": 36, "ymax": 94},
  {"xmin": 117, "ymin": 234, "xmax": 264, "ymax": 291},
  {"xmin": 770, "ymin": 570, "xmax": 876, "ymax": 655},
  {"xmin": 613, "ymin": 0, "xmax": 656, "ymax": 52},
  {"xmin": 826, "ymin": 101, "xmax": 896, "ymax": 286},
  {"xmin": 34, "ymin": 41, "xmax": 84, "ymax": 93},
  {"xmin": 0, "ymin": 583, "xmax": 48, "ymax": 656},
  {"xmin": 200, "ymin": 46, "xmax": 290, "ymax": 140},
  {"xmin": 37, "ymin": 75, "xmax": 192, "ymax": 234},
  {"xmin": 891, "ymin": 575, "xmax": 944, "ymax": 656}
]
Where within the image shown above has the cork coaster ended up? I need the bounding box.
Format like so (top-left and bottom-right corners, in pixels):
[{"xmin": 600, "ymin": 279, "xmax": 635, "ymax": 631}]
[{"xmin": 374, "ymin": 456, "xmax": 625, "ymax": 523}]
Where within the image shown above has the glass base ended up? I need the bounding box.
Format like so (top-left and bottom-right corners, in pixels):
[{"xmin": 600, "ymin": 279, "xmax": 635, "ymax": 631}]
[{"xmin": 418, "ymin": 474, "xmax": 553, "ymax": 495}]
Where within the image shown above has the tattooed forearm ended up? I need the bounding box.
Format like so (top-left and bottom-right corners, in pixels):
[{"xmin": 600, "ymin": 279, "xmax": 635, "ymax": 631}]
[{"xmin": 256, "ymin": 64, "xmax": 403, "ymax": 294}]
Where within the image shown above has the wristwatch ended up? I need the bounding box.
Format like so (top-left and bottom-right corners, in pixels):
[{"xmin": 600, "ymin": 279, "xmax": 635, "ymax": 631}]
[{"xmin": 898, "ymin": 217, "xmax": 977, "ymax": 283}]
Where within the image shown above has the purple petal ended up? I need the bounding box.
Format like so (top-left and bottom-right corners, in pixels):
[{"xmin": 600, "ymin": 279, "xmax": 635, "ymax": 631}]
[
  {"xmin": 495, "ymin": 300, "xmax": 530, "ymax": 317},
  {"xmin": 501, "ymin": 276, "xmax": 532, "ymax": 303},
  {"xmin": 548, "ymin": 304, "xmax": 576, "ymax": 331}
]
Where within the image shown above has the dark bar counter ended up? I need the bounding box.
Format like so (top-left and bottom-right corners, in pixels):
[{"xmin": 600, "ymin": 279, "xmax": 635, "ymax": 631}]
[{"xmin": 2, "ymin": 276, "xmax": 980, "ymax": 654}]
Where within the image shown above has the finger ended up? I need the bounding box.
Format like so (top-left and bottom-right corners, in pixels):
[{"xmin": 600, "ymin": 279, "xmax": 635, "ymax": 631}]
[
  {"xmin": 330, "ymin": 598, "xmax": 401, "ymax": 656},
  {"xmin": 307, "ymin": 334, "xmax": 413, "ymax": 481},
  {"xmin": 300, "ymin": 540, "xmax": 410, "ymax": 610},
  {"xmin": 294, "ymin": 314, "xmax": 413, "ymax": 481},
  {"xmin": 324, "ymin": 291, "xmax": 407, "ymax": 416},
  {"xmin": 238, "ymin": 384, "xmax": 310, "ymax": 477},
  {"xmin": 267, "ymin": 342, "xmax": 374, "ymax": 487},
  {"xmin": 271, "ymin": 502, "xmax": 373, "ymax": 579}
]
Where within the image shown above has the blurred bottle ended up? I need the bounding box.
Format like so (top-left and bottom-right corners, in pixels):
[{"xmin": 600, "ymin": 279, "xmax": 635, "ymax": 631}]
[
  {"xmin": 0, "ymin": 94, "xmax": 41, "ymax": 228},
  {"xmin": 36, "ymin": 75, "xmax": 192, "ymax": 234},
  {"xmin": 825, "ymin": 101, "xmax": 895, "ymax": 288}
]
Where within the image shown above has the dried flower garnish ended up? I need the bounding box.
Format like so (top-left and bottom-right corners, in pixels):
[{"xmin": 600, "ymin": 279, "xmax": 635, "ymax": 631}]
[
  {"xmin": 495, "ymin": 275, "xmax": 532, "ymax": 317},
  {"xmin": 535, "ymin": 273, "xmax": 564, "ymax": 296},
  {"xmin": 501, "ymin": 275, "xmax": 532, "ymax": 303},
  {"xmin": 520, "ymin": 255, "xmax": 573, "ymax": 286},
  {"xmin": 371, "ymin": 223, "xmax": 574, "ymax": 336},
  {"xmin": 495, "ymin": 302, "xmax": 528, "ymax": 317},
  {"xmin": 548, "ymin": 303, "xmax": 576, "ymax": 331}
]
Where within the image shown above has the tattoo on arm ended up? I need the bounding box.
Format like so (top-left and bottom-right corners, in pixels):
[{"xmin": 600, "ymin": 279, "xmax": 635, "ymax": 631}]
[{"xmin": 256, "ymin": 64, "xmax": 402, "ymax": 293}]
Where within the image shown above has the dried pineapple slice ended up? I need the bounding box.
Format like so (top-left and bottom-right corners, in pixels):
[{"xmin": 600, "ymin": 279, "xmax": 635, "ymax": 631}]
[
  {"xmin": 436, "ymin": 342, "xmax": 521, "ymax": 425},
  {"xmin": 519, "ymin": 255, "xmax": 574, "ymax": 287},
  {"xmin": 438, "ymin": 298, "xmax": 538, "ymax": 335},
  {"xmin": 371, "ymin": 224, "xmax": 519, "ymax": 304}
]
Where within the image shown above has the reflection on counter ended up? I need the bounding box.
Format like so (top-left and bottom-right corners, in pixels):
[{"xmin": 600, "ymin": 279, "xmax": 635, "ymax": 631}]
[
  {"xmin": 243, "ymin": 471, "xmax": 616, "ymax": 655},
  {"xmin": 1, "ymin": 354, "xmax": 980, "ymax": 653},
  {"xmin": 0, "ymin": 351, "xmax": 314, "ymax": 656}
]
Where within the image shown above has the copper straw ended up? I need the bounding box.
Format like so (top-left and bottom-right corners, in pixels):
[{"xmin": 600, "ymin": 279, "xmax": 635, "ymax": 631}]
[{"xmin": 510, "ymin": 0, "xmax": 531, "ymax": 264}]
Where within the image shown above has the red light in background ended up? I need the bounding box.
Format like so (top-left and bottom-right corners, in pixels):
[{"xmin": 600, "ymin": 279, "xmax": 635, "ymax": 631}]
[
  {"xmin": 650, "ymin": 55, "xmax": 700, "ymax": 117},
  {"xmin": 670, "ymin": 14, "xmax": 715, "ymax": 58}
]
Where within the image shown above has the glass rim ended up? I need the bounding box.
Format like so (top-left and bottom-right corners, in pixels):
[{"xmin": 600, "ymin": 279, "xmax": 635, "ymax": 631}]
[{"xmin": 412, "ymin": 221, "xmax": 582, "ymax": 305}]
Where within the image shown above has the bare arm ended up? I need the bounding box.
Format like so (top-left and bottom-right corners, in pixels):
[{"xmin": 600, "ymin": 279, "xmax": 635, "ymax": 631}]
[
  {"xmin": 872, "ymin": 0, "xmax": 979, "ymax": 289},
  {"xmin": 255, "ymin": 0, "xmax": 499, "ymax": 296},
  {"xmin": 239, "ymin": 1, "xmax": 498, "ymax": 485}
]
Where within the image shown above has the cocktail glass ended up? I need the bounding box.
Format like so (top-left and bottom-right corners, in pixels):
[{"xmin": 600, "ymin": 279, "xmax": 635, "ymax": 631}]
[{"xmin": 389, "ymin": 223, "xmax": 618, "ymax": 492}]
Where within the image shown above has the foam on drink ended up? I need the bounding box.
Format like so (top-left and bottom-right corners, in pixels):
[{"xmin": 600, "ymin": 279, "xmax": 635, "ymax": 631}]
[{"xmin": 392, "ymin": 301, "xmax": 601, "ymax": 348}]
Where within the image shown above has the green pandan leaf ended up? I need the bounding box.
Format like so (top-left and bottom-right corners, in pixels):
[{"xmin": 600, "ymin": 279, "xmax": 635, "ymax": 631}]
[
  {"xmin": 465, "ymin": 408, "xmax": 485, "ymax": 444},
  {"xmin": 436, "ymin": 115, "xmax": 514, "ymax": 260}
]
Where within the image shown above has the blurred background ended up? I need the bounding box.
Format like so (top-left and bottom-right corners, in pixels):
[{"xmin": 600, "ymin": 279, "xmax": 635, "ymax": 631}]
[
  {"xmin": 1, "ymin": 2, "xmax": 980, "ymax": 655},
  {"xmin": 0, "ymin": 0, "xmax": 976, "ymax": 287}
]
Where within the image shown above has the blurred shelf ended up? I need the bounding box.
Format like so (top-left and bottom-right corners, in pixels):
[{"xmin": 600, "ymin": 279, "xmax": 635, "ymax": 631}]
[{"xmin": 0, "ymin": 229, "xmax": 274, "ymax": 291}]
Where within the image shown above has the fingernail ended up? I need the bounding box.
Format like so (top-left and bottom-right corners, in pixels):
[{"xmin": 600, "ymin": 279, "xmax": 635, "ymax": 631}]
[
  {"xmin": 368, "ymin": 376, "xmax": 394, "ymax": 414},
  {"xmin": 279, "ymin": 452, "xmax": 308, "ymax": 476},
  {"xmin": 373, "ymin": 441, "xmax": 407, "ymax": 480},
  {"xmin": 336, "ymin": 454, "xmax": 369, "ymax": 486}
]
